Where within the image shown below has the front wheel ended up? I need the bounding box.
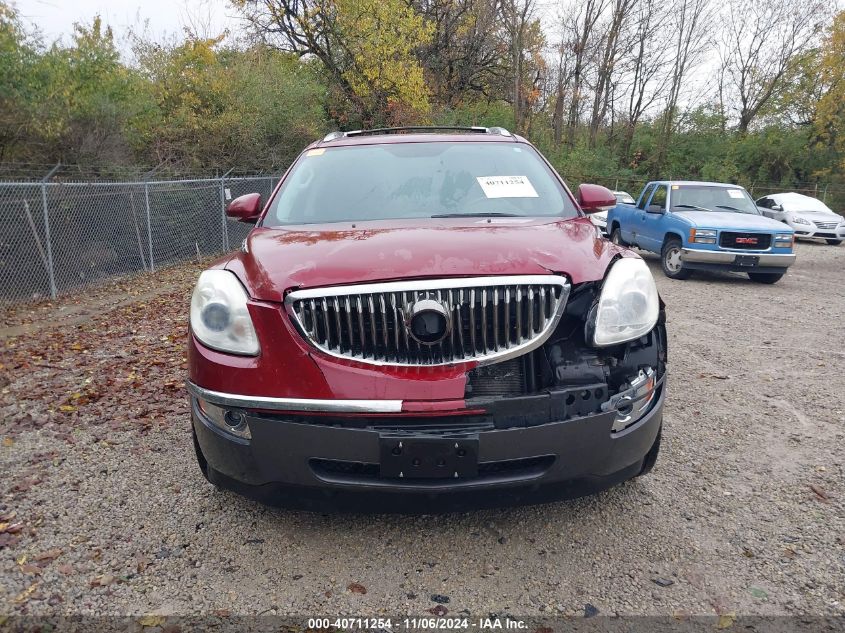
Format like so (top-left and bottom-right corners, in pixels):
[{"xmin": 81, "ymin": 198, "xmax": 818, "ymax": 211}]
[
  {"xmin": 825, "ymin": 239, "xmax": 842, "ymax": 246},
  {"xmin": 748, "ymin": 272, "xmax": 785, "ymax": 284},
  {"xmin": 610, "ymin": 227, "xmax": 626, "ymax": 246},
  {"xmin": 637, "ymin": 428, "xmax": 661, "ymax": 477},
  {"xmin": 661, "ymin": 239, "xmax": 692, "ymax": 279}
]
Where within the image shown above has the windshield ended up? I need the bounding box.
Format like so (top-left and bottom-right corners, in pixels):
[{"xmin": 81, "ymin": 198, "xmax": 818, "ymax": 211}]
[
  {"xmin": 670, "ymin": 185, "xmax": 760, "ymax": 215},
  {"xmin": 615, "ymin": 192, "xmax": 635, "ymax": 204},
  {"xmin": 264, "ymin": 142, "xmax": 578, "ymax": 225}
]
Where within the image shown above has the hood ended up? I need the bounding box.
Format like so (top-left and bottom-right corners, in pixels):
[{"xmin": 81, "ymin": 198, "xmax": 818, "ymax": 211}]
[
  {"xmin": 788, "ymin": 210, "xmax": 844, "ymax": 222},
  {"xmin": 226, "ymin": 217, "xmax": 623, "ymax": 302},
  {"xmin": 673, "ymin": 210, "xmax": 788, "ymax": 231}
]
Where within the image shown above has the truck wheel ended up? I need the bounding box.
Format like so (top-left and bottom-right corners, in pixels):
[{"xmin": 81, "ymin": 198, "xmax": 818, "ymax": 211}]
[
  {"xmin": 610, "ymin": 227, "xmax": 626, "ymax": 246},
  {"xmin": 661, "ymin": 239, "xmax": 692, "ymax": 279},
  {"xmin": 825, "ymin": 239, "xmax": 842, "ymax": 246},
  {"xmin": 748, "ymin": 272, "xmax": 785, "ymax": 284},
  {"xmin": 637, "ymin": 428, "xmax": 661, "ymax": 477}
]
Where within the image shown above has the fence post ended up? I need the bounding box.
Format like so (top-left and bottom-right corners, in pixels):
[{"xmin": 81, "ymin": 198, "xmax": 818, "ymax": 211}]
[
  {"xmin": 144, "ymin": 181, "xmax": 155, "ymax": 272},
  {"xmin": 220, "ymin": 168, "xmax": 234, "ymax": 251},
  {"xmin": 40, "ymin": 163, "xmax": 61, "ymax": 300}
]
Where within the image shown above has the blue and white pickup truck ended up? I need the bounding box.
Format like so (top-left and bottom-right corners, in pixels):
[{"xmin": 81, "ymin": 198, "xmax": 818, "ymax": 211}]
[{"xmin": 606, "ymin": 181, "xmax": 797, "ymax": 283}]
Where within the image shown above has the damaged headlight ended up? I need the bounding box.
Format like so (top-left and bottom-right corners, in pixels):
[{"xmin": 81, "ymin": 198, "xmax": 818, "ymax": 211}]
[
  {"xmin": 588, "ymin": 257, "xmax": 659, "ymax": 347},
  {"xmin": 190, "ymin": 270, "xmax": 260, "ymax": 355}
]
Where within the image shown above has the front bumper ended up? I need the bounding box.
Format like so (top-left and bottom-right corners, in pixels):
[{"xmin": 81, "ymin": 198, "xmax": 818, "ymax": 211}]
[
  {"xmin": 680, "ymin": 248, "xmax": 796, "ymax": 272},
  {"xmin": 189, "ymin": 381, "xmax": 664, "ymax": 512},
  {"xmin": 791, "ymin": 225, "xmax": 845, "ymax": 240}
]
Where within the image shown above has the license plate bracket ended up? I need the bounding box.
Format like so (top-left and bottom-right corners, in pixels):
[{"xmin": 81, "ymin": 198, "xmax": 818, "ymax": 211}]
[
  {"xmin": 734, "ymin": 254, "xmax": 759, "ymax": 267},
  {"xmin": 379, "ymin": 436, "xmax": 479, "ymax": 479}
]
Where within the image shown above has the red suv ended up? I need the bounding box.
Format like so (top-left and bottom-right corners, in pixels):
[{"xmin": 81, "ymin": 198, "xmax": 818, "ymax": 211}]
[{"xmin": 187, "ymin": 127, "xmax": 666, "ymax": 511}]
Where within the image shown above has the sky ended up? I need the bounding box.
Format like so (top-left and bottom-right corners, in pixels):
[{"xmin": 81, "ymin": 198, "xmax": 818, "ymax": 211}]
[{"xmin": 15, "ymin": 0, "xmax": 242, "ymax": 51}]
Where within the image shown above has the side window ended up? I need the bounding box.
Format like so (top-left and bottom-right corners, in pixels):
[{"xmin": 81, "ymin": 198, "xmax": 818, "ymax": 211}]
[
  {"xmin": 650, "ymin": 186, "xmax": 668, "ymax": 211},
  {"xmin": 637, "ymin": 185, "xmax": 655, "ymax": 210},
  {"xmin": 757, "ymin": 198, "xmax": 771, "ymax": 208}
]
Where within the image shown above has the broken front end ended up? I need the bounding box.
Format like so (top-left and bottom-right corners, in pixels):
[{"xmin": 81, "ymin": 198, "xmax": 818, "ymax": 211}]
[{"xmin": 188, "ymin": 259, "xmax": 666, "ymax": 510}]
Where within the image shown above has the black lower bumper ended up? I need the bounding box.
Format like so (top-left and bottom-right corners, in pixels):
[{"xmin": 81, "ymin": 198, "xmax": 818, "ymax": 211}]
[{"xmin": 191, "ymin": 387, "xmax": 664, "ymax": 512}]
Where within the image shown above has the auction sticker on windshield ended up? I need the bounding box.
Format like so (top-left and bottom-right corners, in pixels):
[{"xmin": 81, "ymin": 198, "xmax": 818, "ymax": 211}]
[
  {"xmin": 476, "ymin": 175, "xmax": 539, "ymax": 198},
  {"xmin": 727, "ymin": 189, "xmax": 745, "ymax": 198}
]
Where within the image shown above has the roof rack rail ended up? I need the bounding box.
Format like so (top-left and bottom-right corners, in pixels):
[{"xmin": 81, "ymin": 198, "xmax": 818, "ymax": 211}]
[{"xmin": 321, "ymin": 126, "xmax": 512, "ymax": 143}]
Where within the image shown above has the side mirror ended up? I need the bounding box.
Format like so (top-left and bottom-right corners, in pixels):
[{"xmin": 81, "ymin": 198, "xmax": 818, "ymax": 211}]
[
  {"xmin": 577, "ymin": 183, "xmax": 617, "ymax": 213},
  {"xmin": 772, "ymin": 204, "xmax": 783, "ymax": 212},
  {"xmin": 226, "ymin": 193, "xmax": 263, "ymax": 224},
  {"xmin": 647, "ymin": 204, "xmax": 665, "ymax": 214}
]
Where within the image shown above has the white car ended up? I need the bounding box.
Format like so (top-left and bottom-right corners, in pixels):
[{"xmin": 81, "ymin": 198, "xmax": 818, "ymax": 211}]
[
  {"xmin": 590, "ymin": 191, "xmax": 635, "ymax": 235},
  {"xmin": 756, "ymin": 192, "xmax": 845, "ymax": 245}
]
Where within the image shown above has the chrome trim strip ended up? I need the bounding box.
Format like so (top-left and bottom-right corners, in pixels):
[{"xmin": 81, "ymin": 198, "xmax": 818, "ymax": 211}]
[
  {"xmin": 187, "ymin": 382, "xmax": 403, "ymax": 414},
  {"xmin": 285, "ymin": 275, "xmax": 571, "ymax": 368},
  {"xmin": 285, "ymin": 275, "xmax": 568, "ymax": 299}
]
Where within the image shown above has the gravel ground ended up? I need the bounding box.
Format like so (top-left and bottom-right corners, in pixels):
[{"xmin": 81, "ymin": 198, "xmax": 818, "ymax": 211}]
[{"xmin": 1, "ymin": 241, "xmax": 843, "ymax": 618}]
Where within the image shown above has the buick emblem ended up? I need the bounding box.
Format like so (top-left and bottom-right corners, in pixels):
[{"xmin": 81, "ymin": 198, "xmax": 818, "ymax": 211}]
[{"xmin": 406, "ymin": 299, "xmax": 451, "ymax": 345}]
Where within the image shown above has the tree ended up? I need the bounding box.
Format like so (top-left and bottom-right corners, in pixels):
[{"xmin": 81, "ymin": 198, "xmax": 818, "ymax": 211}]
[
  {"xmin": 564, "ymin": 0, "xmax": 609, "ymax": 146},
  {"xmin": 720, "ymin": 0, "xmax": 826, "ymax": 134},
  {"xmin": 412, "ymin": 0, "xmax": 504, "ymax": 107},
  {"xmin": 587, "ymin": 0, "xmax": 636, "ymax": 148},
  {"xmin": 651, "ymin": 0, "xmax": 710, "ymax": 177},
  {"xmin": 616, "ymin": 0, "xmax": 667, "ymax": 161},
  {"xmin": 814, "ymin": 11, "xmax": 845, "ymax": 172},
  {"xmin": 233, "ymin": 0, "xmax": 433, "ymax": 124}
]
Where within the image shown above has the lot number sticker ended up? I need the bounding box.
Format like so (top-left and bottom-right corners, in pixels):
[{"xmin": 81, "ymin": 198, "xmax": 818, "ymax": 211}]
[
  {"xmin": 476, "ymin": 175, "xmax": 539, "ymax": 198},
  {"xmin": 727, "ymin": 189, "xmax": 745, "ymax": 198}
]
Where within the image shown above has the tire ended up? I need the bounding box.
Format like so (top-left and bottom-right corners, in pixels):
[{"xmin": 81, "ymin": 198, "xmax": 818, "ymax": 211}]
[
  {"xmin": 660, "ymin": 238, "xmax": 692, "ymax": 279},
  {"xmin": 637, "ymin": 428, "xmax": 661, "ymax": 477},
  {"xmin": 825, "ymin": 239, "xmax": 842, "ymax": 246},
  {"xmin": 748, "ymin": 272, "xmax": 785, "ymax": 284},
  {"xmin": 610, "ymin": 227, "xmax": 626, "ymax": 246},
  {"xmin": 192, "ymin": 428, "xmax": 214, "ymax": 484}
]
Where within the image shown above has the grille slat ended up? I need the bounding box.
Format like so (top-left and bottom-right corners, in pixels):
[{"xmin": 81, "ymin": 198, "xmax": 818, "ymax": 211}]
[
  {"xmin": 814, "ymin": 220, "xmax": 838, "ymax": 230},
  {"xmin": 288, "ymin": 276, "xmax": 570, "ymax": 367}
]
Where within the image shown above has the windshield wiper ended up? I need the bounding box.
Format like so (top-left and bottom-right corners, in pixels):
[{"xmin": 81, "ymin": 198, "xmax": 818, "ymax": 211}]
[
  {"xmin": 431, "ymin": 212, "xmax": 521, "ymax": 218},
  {"xmin": 673, "ymin": 204, "xmax": 714, "ymax": 212},
  {"xmin": 715, "ymin": 205, "xmax": 743, "ymax": 212}
]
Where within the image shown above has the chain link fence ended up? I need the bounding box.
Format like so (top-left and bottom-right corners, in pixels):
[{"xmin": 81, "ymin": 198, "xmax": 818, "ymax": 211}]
[{"xmin": 0, "ymin": 170, "xmax": 280, "ymax": 303}]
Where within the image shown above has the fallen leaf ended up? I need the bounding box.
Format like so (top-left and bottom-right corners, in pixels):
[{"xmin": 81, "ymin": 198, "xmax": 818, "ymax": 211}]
[
  {"xmin": 716, "ymin": 614, "xmax": 736, "ymax": 629},
  {"xmin": 138, "ymin": 615, "xmax": 166, "ymax": 627},
  {"xmin": 0, "ymin": 522, "xmax": 23, "ymax": 534},
  {"xmin": 2, "ymin": 438, "xmax": 13, "ymax": 447},
  {"xmin": 33, "ymin": 548, "xmax": 62, "ymax": 562},
  {"xmin": 58, "ymin": 564, "xmax": 73, "ymax": 575},
  {"xmin": 809, "ymin": 484, "xmax": 830, "ymax": 503},
  {"xmin": 59, "ymin": 405, "xmax": 76, "ymax": 413},
  {"xmin": 213, "ymin": 609, "xmax": 231, "ymax": 617},
  {"xmin": 20, "ymin": 564, "xmax": 41, "ymax": 575},
  {"xmin": 14, "ymin": 583, "xmax": 38, "ymax": 603},
  {"xmin": 749, "ymin": 587, "xmax": 768, "ymax": 600},
  {"xmin": 428, "ymin": 605, "xmax": 448, "ymax": 616},
  {"xmin": 90, "ymin": 574, "xmax": 115, "ymax": 588},
  {"xmin": 347, "ymin": 582, "xmax": 367, "ymax": 595}
]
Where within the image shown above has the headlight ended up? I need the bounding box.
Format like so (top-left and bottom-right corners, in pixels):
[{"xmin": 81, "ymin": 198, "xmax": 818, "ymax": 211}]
[
  {"xmin": 690, "ymin": 228, "xmax": 716, "ymax": 244},
  {"xmin": 774, "ymin": 233, "xmax": 793, "ymax": 247},
  {"xmin": 593, "ymin": 212, "xmax": 607, "ymax": 220},
  {"xmin": 588, "ymin": 258, "xmax": 660, "ymax": 347},
  {"xmin": 190, "ymin": 270, "xmax": 260, "ymax": 355},
  {"xmin": 791, "ymin": 217, "xmax": 811, "ymax": 225}
]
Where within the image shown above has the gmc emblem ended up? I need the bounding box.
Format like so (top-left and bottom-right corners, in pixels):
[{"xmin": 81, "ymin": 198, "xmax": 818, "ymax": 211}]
[{"xmin": 735, "ymin": 237, "xmax": 758, "ymax": 244}]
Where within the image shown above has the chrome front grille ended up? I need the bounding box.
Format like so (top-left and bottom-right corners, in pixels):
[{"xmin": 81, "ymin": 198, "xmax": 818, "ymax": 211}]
[
  {"xmin": 286, "ymin": 276, "xmax": 570, "ymax": 366},
  {"xmin": 813, "ymin": 220, "xmax": 838, "ymax": 230}
]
